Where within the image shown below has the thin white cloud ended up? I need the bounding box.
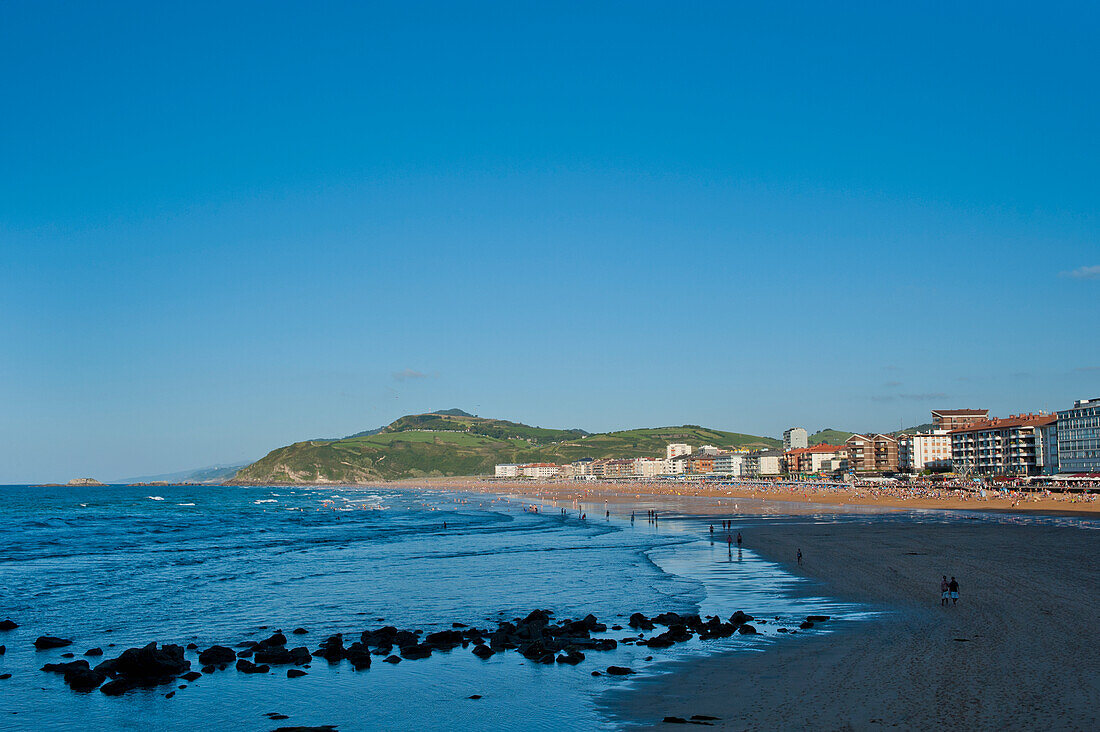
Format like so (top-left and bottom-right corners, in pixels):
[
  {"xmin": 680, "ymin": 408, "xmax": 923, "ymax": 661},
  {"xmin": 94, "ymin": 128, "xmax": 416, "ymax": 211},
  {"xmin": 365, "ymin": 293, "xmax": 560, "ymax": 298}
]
[
  {"xmin": 1062, "ymin": 265, "xmax": 1100, "ymax": 280},
  {"xmin": 392, "ymin": 368, "xmax": 430, "ymax": 382}
]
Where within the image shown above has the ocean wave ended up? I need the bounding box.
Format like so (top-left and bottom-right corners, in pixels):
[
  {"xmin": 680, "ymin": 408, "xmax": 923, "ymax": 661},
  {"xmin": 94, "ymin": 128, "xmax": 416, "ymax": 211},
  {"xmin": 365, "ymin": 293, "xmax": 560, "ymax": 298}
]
[
  {"xmin": 254, "ymin": 499, "xmax": 278, "ymax": 504},
  {"xmin": 178, "ymin": 503, "xmax": 196, "ymax": 506},
  {"xmin": 147, "ymin": 496, "xmax": 165, "ymax": 501}
]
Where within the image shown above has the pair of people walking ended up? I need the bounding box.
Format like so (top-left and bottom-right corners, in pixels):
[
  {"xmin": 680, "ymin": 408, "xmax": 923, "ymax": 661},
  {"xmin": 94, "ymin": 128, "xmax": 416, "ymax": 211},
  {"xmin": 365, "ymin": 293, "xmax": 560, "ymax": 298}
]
[{"xmin": 940, "ymin": 575, "xmax": 959, "ymax": 606}]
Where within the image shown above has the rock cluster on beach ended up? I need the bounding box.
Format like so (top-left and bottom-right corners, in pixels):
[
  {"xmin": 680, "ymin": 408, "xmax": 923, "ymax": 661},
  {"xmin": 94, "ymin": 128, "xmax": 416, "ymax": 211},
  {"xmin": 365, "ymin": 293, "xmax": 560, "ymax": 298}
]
[{"xmin": 22, "ymin": 609, "xmax": 830, "ymax": 696}]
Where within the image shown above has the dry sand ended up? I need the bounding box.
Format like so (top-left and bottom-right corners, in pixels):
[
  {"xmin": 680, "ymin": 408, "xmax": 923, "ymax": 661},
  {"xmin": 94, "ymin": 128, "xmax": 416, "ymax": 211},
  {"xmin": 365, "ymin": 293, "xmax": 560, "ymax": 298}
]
[{"xmin": 605, "ymin": 518, "xmax": 1100, "ymax": 731}]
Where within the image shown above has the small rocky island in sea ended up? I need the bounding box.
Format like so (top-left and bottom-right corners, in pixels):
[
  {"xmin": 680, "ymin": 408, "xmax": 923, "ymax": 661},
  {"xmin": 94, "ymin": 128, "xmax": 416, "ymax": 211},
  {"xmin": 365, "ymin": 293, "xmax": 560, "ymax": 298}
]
[{"xmin": 33, "ymin": 478, "xmax": 109, "ymax": 487}]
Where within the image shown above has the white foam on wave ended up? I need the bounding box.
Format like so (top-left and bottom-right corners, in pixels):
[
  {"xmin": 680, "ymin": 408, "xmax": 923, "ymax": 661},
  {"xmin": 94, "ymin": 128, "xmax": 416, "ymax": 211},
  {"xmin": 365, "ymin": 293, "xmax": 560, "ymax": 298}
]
[
  {"xmin": 147, "ymin": 496, "xmax": 165, "ymax": 501},
  {"xmin": 178, "ymin": 503, "xmax": 196, "ymax": 506},
  {"xmin": 254, "ymin": 499, "xmax": 278, "ymax": 504}
]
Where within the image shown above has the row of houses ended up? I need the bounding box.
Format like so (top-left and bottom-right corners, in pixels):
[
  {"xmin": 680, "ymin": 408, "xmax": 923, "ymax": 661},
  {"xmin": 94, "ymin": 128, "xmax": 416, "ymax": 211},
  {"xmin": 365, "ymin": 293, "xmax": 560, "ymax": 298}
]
[{"xmin": 494, "ymin": 399, "xmax": 1100, "ymax": 481}]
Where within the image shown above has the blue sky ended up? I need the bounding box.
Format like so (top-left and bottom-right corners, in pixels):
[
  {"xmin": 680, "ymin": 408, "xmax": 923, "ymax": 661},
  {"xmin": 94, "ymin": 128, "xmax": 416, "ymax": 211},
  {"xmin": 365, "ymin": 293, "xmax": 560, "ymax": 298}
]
[{"xmin": 1, "ymin": 1, "xmax": 1097, "ymax": 482}]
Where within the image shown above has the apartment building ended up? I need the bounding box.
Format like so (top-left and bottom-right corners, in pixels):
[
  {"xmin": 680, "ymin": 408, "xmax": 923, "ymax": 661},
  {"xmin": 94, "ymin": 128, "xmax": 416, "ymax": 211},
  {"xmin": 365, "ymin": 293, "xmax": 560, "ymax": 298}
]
[
  {"xmin": 634, "ymin": 457, "xmax": 669, "ymax": 478},
  {"xmin": 783, "ymin": 427, "xmax": 808, "ymax": 451},
  {"xmin": 931, "ymin": 409, "xmax": 989, "ymax": 432},
  {"xmin": 520, "ymin": 463, "xmax": 560, "ymax": 479},
  {"xmin": 685, "ymin": 453, "xmax": 716, "ymax": 475},
  {"xmin": 666, "ymin": 443, "xmax": 692, "ymax": 460},
  {"xmin": 713, "ymin": 452, "xmax": 744, "ymax": 477},
  {"xmin": 743, "ymin": 449, "xmax": 783, "ymax": 477},
  {"xmin": 494, "ymin": 463, "xmax": 519, "ymax": 478},
  {"xmin": 898, "ymin": 430, "xmax": 953, "ymax": 472},
  {"xmin": 844, "ymin": 434, "xmax": 899, "ymax": 474},
  {"xmin": 949, "ymin": 414, "xmax": 1057, "ymax": 477},
  {"xmin": 786, "ymin": 444, "xmax": 847, "ymax": 474},
  {"xmin": 1056, "ymin": 398, "xmax": 1100, "ymax": 473}
]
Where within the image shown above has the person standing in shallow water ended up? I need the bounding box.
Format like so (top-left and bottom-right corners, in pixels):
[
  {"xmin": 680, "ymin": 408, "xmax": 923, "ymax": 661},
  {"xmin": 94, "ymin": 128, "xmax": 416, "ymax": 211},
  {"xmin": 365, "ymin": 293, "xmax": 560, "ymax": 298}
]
[
  {"xmin": 736, "ymin": 531, "xmax": 742, "ymax": 548},
  {"xmin": 796, "ymin": 548, "xmax": 803, "ymax": 566},
  {"xmin": 949, "ymin": 576, "xmax": 960, "ymax": 606}
]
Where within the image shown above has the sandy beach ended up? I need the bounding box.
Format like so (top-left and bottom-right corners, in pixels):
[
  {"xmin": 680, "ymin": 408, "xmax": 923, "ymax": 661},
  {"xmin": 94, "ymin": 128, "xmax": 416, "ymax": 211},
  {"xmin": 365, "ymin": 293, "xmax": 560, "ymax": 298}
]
[{"xmin": 606, "ymin": 517, "xmax": 1100, "ymax": 730}]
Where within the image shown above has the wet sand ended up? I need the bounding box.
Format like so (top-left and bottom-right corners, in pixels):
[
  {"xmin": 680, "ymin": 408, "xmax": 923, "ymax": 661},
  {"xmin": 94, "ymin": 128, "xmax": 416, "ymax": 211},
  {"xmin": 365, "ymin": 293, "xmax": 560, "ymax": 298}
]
[{"xmin": 606, "ymin": 518, "xmax": 1100, "ymax": 730}]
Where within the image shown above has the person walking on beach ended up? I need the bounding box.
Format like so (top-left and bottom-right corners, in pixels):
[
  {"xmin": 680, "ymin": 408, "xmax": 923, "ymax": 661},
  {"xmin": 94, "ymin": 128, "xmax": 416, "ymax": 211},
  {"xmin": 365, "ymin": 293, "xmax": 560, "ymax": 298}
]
[
  {"xmin": 940, "ymin": 576, "xmax": 950, "ymax": 607},
  {"xmin": 949, "ymin": 576, "xmax": 959, "ymax": 606},
  {"xmin": 796, "ymin": 548, "xmax": 803, "ymax": 567},
  {"xmin": 736, "ymin": 532, "xmax": 742, "ymax": 548}
]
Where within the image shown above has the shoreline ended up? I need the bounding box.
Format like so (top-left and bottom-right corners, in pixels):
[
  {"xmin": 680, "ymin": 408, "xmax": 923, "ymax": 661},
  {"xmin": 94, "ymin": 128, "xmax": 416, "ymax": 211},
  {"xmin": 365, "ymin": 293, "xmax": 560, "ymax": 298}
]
[{"xmin": 603, "ymin": 515, "xmax": 1100, "ymax": 730}]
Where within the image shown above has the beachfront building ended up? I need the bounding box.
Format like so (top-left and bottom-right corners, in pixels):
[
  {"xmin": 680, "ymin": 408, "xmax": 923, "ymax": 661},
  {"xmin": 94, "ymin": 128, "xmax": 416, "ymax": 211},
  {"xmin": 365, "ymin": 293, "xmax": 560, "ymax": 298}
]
[
  {"xmin": 897, "ymin": 430, "xmax": 953, "ymax": 472},
  {"xmin": 1056, "ymin": 398, "xmax": 1100, "ymax": 474},
  {"xmin": 495, "ymin": 463, "xmax": 519, "ymax": 478},
  {"xmin": 666, "ymin": 453, "xmax": 689, "ymax": 474},
  {"xmin": 601, "ymin": 458, "xmax": 637, "ymax": 479},
  {"xmin": 742, "ymin": 449, "xmax": 783, "ymax": 477},
  {"xmin": 844, "ymin": 434, "xmax": 899, "ymax": 474},
  {"xmin": 634, "ymin": 457, "xmax": 668, "ymax": 478},
  {"xmin": 931, "ymin": 409, "xmax": 989, "ymax": 432},
  {"xmin": 1039, "ymin": 422, "xmax": 1059, "ymax": 475},
  {"xmin": 520, "ymin": 463, "xmax": 560, "ymax": 479},
  {"xmin": 949, "ymin": 414, "xmax": 1057, "ymax": 477},
  {"xmin": 713, "ymin": 452, "xmax": 744, "ymax": 477},
  {"xmin": 783, "ymin": 427, "xmax": 808, "ymax": 451},
  {"xmin": 666, "ymin": 443, "xmax": 692, "ymax": 460},
  {"xmin": 569, "ymin": 458, "xmax": 595, "ymax": 478},
  {"xmin": 786, "ymin": 444, "xmax": 847, "ymax": 475},
  {"xmin": 685, "ymin": 453, "xmax": 716, "ymax": 475}
]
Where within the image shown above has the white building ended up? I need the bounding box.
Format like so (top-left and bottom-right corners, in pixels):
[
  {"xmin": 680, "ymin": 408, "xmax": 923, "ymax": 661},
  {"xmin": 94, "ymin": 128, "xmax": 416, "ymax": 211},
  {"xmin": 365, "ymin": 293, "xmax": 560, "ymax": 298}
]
[
  {"xmin": 634, "ymin": 457, "xmax": 669, "ymax": 478},
  {"xmin": 1056, "ymin": 398, "xmax": 1099, "ymax": 473},
  {"xmin": 696, "ymin": 445, "xmax": 720, "ymax": 456},
  {"xmin": 713, "ymin": 453, "xmax": 744, "ymax": 477},
  {"xmin": 494, "ymin": 464, "xmax": 519, "ymax": 478},
  {"xmin": 666, "ymin": 443, "xmax": 692, "ymax": 460},
  {"xmin": 520, "ymin": 463, "xmax": 560, "ymax": 479},
  {"xmin": 743, "ymin": 449, "xmax": 783, "ymax": 477},
  {"xmin": 783, "ymin": 427, "xmax": 809, "ymax": 451},
  {"xmin": 898, "ymin": 430, "xmax": 952, "ymax": 472}
]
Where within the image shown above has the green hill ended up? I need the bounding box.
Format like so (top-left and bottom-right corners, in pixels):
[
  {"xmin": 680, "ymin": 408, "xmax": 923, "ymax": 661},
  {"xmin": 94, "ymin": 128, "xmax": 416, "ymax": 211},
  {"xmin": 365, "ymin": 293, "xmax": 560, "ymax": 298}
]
[
  {"xmin": 229, "ymin": 413, "xmax": 781, "ymax": 484},
  {"xmin": 808, "ymin": 428, "xmax": 855, "ymax": 445}
]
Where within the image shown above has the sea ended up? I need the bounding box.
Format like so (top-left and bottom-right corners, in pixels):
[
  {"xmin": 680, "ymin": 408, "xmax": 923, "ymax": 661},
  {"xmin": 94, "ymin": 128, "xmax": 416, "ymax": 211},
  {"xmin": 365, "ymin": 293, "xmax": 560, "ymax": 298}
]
[{"xmin": 0, "ymin": 483, "xmax": 867, "ymax": 731}]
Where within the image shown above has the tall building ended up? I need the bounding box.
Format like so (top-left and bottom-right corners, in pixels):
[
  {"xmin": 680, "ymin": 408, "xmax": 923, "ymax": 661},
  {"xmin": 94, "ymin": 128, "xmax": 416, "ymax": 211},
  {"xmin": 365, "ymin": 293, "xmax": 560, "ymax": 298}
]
[
  {"xmin": 742, "ymin": 449, "xmax": 783, "ymax": 477},
  {"xmin": 666, "ymin": 443, "xmax": 692, "ymax": 460},
  {"xmin": 898, "ymin": 430, "xmax": 952, "ymax": 472},
  {"xmin": 786, "ymin": 444, "xmax": 847, "ymax": 475},
  {"xmin": 931, "ymin": 409, "xmax": 989, "ymax": 432},
  {"xmin": 949, "ymin": 414, "xmax": 1056, "ymax": 477},
  {"xmin": 844, "ymin": 434, "xmax": 899, "ymax": 474},
  {"xmin": 783, "ymin": 427, "xmax": 808, "ymax": 450},
  {"xmin": 713, "ymin": 453, "xmax": 744, "ymax": 477},
  {"xmin": 1056, "ymin": 398, "xmax": 1100, "ymax": 473}
]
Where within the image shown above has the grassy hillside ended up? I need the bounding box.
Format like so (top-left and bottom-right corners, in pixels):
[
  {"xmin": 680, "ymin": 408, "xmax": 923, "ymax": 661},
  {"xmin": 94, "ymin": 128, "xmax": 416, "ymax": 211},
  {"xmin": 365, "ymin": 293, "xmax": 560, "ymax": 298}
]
[
  {"xmin": 808, "ymin": 429, "xmax": 854, "ymax": 445},
  {"xmin": 229, "ymin": 413, "xmax": 780, "ymax": 484}
]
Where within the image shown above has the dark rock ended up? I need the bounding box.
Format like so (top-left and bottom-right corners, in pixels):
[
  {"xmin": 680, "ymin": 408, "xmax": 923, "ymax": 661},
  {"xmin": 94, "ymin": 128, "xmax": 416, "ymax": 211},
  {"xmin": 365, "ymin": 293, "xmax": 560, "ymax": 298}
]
[
  {"xmin": 0, "ymin": 619, "xmax": 18, "ymax": 631},
  {"xmin": 292, "ymin": 628, "xmax": 309, "ymax": 635},
  {"xmin": 737, "ymin": 624, "xmax": 757, "ymax": 635},
  {"xmin": 799, "ymin": 621, "xmax": 814, "ymax": 630},
  {"xmin": 653, "ymin": 612, "xmax": 682, "ymax": 626},
  {"xmin": 806, "ymin": 615, "xmax": 830, "ymax": 623},
  {"xmin": 0, "ymin": 645, "xmax": 5, "ymax": 655},
  {"xmin": 0, "ymin": 673, "xmax": 10, "ymax": 680},
  {"xmin": 287, "ymin": 669, "xmax": 308, "ymax": 678},
  {"xmin": 521, "ymin": 609, "xmax": 551, "ymax": 628},
  {"xmin": 472, "ymin": 644, "xmax": 494, "ymax": 659},
  {"xmin": 235, "ymin": 659, "xmax": 269, "ymax": 674},
  {"xmin": 452, "ymin": 622, "xmax": 468, "ymax": 628},
  {"xmin": 84, "ymin": 647, "xmax": 103, "ymax": 657},
  {"xmin": 165, "ymin": 691, "xmax": 175, "ymax": 698},
  {"xmin": 199, "ymin": 646, "xmax": 237, "ymax": 666},
  {"xmin": 556, "ymin": 650, "xmax": 585, "ymax": 665},
  {"xmin": 185, "ymin": 643, "xmax": 198, "ymax": 650},
  {"xmin": 591, "ymin": 671, "xmax": 601, "ymax": 676},
  {"xmin": 344, "ymin": 643, "xmax": 372, "ymax": 670},
  {"xmin": 237, "ymin": 649, "xmax": 254, "ymax": 658},
  {"xmin": 606, "ymin": 666, "xmax": 635, "ymax": 675},
  {"xmin": 34, "ymin": 636, "xmax": 73, "ymax": 650},
  {"xmin": 628, "ymin": 613, "xmax": 655, "ymax": 630},
  {"xmin": 314, "ymin": 634, "xmax": 344, "ymax": 663},
  {"xmin": 257, "ymin": 632, "xmax": 287, "ymax": 649},
  {"xmin": 61, "ymin": 652, "xmax": 75, "ymax": 658},
  {"xmin": 100, "ymin": 678, "xmax": 139, "ymax": 696},
  {"xmin": 399, "ymin": 644, "xmax": 431, "ymax": 660},
  {"xmin": 691, "ymin": 715, "xmax": 720, "ymax": 721},
  {"xmin": 729, "ymin": 611, "xmax": 754, "ymax": 626},
  {"xmin": 611, "ymin": 625, "xmax": 623, "ymax": 631},
  {"xmin": 424, "ymin": 630, "xmax": 464, "ymax": 649},
  {"xmin": 99, "ymin": 643, "xmax": 190, "ymax": 681},
  {"xmin": 181, "ymin": 671, "xmax": 202, "ymax": 682},
  {"xmin": 468, "ymin": 694, "xmax": 482, "ymax": 699},
  {"xmin": 383, "ymin": 655, "xmax": 402, "ymax": 664},
  {"xmin": 663, "ymin": 717, "xmax": 688, "ymax": 724},
  {"xmin": 776, "ymin": 628, "xmax": 789, "ymax": 633}
]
